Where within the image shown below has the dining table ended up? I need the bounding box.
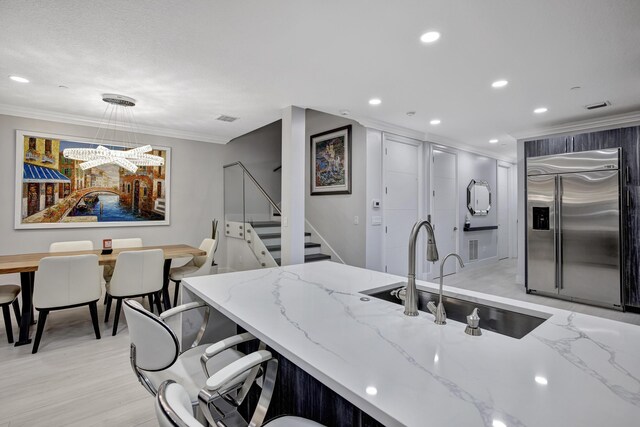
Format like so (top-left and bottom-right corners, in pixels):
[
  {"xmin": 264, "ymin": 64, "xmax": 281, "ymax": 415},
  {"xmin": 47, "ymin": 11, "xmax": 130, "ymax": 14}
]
[{"xmin": 0, "ymin": 244, "xmax": 206, "ymax": 346}]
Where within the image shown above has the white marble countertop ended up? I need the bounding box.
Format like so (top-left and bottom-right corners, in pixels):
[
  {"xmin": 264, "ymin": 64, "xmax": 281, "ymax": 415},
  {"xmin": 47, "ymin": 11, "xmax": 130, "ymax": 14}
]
[{"xmin": 184, "ymin": 261, "xmax": 640, "ymax": 427}]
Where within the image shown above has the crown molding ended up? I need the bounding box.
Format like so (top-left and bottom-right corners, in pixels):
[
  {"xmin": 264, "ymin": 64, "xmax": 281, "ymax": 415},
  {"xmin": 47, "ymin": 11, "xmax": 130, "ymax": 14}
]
[
  {"xmin": 352, "ymin": 116, "xmax": 427, "ymax": 141},
  {"xmin": 510, "ymin": 111, "xmax": 640, "ymax": 141},
  {"xmin": 426, "ymin": 132, "xmax": 517, "ymax": 164},
  {"xmin": 0, "ymin": 103, "xmax": 230, "ymax": 144}
]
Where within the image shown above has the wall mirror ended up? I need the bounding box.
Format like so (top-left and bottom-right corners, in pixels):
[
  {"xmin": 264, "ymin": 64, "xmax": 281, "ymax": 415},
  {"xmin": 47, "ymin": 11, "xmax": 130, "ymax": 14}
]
[{"xmin": 467, "ymin": 179, "xmax": 491, "ymax": 216}]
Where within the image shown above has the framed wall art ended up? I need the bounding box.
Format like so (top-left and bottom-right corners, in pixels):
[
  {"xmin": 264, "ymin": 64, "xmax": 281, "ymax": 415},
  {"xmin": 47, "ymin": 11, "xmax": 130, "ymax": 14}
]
[
  {"xmin": 14, "ymin": 130, "xmax": 171, "ymax": 229},
  {"xmin": 310, "ymin": 125, "xmax": 352, "ymax": 195}
]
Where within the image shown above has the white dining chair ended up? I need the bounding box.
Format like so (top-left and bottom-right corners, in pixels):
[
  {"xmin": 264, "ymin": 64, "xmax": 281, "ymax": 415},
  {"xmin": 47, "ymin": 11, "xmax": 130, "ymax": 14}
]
[
  {"xmin": 49, "ymin": 240, "xmax": 105, "ymax": 287},
  {"xmin": 103, "ymin": 237, "xmax": 144, "ymax": 284},
  {"xmin": 0, "ymin": 284, "xmax": 21, "ymax": 344},
  {"xmin": 49, "ymin": 240, "xmax": 94, "ymax": 253},
  {"xmin": 155, "ymin": 352, "xmax": 324, "ymax": 427},
  {"xmin": 104, "ymin": 249, "xmax": 164, "ymax": 336},
  {"xmin": 169, "ymin": 238, "xmax": 216, "ymax": 306},
  {"xmin": 123, "ymin": 299, "xmax": 262, "ymax": 419},
  {"xmin": 32, "ymin": 254, "xmax": 102, "ymax": 353}
]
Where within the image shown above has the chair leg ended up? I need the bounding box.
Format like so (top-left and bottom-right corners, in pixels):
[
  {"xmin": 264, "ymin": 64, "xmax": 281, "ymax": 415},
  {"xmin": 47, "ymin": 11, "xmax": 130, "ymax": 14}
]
[
  {"xmin": 154, "ymin": 291, "xmax": 162, "ymax": 314},
  {"xmin": 173, "ymin": 280, "xmax": 181, "ymax": 307},
  {"xmin": 12, "ymin": 299, "xmax": 21, "ymax": 324},
  {"xmin": 112, "ymin": 298, "xmax": 123, "ymax": 336},
  {"xmin": 104, "ymin": 294, "xmax": 112, "ymax": 323},
  {"xmin": 2, "ymin": 305, "xmax": 13, "ymax": 344},
  {"xmin": 148, "ymin": 293, "xmax": 155, "ymax": 313},
  {"xmin": 32, "ymin": 309, "xmax": 49, "ymax": 354},
  {"xmin": 89, "ymin": 302, "xmax": 101, "ymax": 340}
]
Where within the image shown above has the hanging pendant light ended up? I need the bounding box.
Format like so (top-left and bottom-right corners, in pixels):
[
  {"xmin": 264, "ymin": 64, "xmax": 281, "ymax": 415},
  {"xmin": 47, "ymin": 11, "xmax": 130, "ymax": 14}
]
[{"xmin": 63, "ymin": 94, "xmax": 164, "ymax": 173}]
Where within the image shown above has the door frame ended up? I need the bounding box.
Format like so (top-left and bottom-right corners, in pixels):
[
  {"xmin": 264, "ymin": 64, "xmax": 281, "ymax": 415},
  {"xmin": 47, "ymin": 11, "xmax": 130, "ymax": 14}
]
[
  {"xmin": 428, "ymin": 144, "xmax": 459, "ymax": 281},
  {"xmin": 381, "ymin": 133, "xmax": 424, "ymax": 279},
  {"xmin": 497, "ymin": 162, "xmax": 511, "ymax": 260}
]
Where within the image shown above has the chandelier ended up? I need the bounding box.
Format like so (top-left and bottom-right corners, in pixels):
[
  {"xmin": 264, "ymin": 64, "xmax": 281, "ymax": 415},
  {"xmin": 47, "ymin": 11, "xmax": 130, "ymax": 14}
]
[{"xmin": 63, "ymin": 94, "xmax": 164, "ymax": 173}]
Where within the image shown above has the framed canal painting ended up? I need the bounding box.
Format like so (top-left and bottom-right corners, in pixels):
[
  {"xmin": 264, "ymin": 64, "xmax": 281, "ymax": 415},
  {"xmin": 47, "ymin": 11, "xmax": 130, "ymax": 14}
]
[
  {"xmin": 14, "ymin": 130, "xmax": 171, "ymax": 229},
  {"xmin": 310, "ymin": 125, "xmax": 352, "ymax": 195}
]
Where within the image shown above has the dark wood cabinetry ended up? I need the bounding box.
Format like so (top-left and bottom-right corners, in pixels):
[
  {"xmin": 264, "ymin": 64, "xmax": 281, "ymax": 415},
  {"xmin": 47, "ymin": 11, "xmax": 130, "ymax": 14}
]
[
  {"xmin": 524, "ymin": 125, "xmax": 640, "ymax": 309},
  {"xmin": 524, "ymin": 136, "xmax": 569, "ymax": 158}
]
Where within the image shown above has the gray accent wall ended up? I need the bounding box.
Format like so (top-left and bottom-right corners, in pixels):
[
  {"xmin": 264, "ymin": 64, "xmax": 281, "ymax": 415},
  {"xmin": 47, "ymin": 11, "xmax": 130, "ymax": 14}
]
[
  {"xmin": 0, "ymin": 113, "xmax": 224, "ymax": 284},
  {"xmin": 305, "ymin": 109, "xmax": 367, "ymax": 267},
  {"xmin": 457, "ymin": 150, "xmax": 499, "ymax": 264}
]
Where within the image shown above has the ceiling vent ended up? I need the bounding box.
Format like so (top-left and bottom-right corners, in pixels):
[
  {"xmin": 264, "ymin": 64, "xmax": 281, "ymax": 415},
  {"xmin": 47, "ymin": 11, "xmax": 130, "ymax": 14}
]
[
  {"xmin": 216, "ymin": 114, "xmax": 239, "ymax": 122},
  {"xmin": 584, "ymin": 101, "xmax": 611, "ymax": 110}
]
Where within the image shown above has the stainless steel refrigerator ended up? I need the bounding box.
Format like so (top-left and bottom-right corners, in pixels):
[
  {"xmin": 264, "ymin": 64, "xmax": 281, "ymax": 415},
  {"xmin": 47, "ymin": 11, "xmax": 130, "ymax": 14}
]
[{"xmin": 526, "ymin": 148, "xmax": 623, "ymax": 309}]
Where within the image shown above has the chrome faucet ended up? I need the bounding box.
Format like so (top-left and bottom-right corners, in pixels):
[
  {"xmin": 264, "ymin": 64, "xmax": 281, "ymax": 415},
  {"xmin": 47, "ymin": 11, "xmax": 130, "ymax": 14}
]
[
  {"xmin": 427, "ymin": 253, "xmax": 464, "ymax": 324},
  {"xmin": 405, "ymin": 219, "xmax": 439, "ymax": 316}
]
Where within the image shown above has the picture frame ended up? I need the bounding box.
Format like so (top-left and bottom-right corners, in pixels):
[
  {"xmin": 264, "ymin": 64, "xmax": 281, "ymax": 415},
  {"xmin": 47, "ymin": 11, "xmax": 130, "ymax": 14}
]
[
  {"xmin": 310, "ymin": 125, "xmax": 352, "ymax": 195},
  {"xmin": 14, "ymin": 130, "xmax": 171, "ymax": 229}
]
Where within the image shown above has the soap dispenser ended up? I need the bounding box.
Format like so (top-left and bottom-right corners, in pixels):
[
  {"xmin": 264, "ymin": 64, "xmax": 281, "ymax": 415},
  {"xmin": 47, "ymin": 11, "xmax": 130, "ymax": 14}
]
[{"xmin": 465, "ymin": 308, "xmax": 482, "ymax": 336}]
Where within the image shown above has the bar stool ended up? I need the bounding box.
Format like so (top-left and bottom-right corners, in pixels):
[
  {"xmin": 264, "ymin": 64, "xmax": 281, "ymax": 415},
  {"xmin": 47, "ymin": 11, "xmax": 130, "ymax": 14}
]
[{"xmin": 0, "ymin": 285, "xmax": 21, "ymax": 344}]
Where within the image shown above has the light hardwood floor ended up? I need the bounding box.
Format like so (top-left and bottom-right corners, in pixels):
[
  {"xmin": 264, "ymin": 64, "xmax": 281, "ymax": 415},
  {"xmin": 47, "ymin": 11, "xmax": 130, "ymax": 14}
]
[
  {"xmin": 0, "ymin": 261, "xmax": 639, "ymax": 426},
  {"xmin": 0, "ymin": 295, "xmax": 157, "ymax": 427}
]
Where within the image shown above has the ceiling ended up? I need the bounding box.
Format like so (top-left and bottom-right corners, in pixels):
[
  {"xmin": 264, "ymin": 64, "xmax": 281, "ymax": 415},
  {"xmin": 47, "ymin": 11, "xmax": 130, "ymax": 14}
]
[{"xmin": 1, "ymin": 0, "xmax": 639, "ymax": 161}]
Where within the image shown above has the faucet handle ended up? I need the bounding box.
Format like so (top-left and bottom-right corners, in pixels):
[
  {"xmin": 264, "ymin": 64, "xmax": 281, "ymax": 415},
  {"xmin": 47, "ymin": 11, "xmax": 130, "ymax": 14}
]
[{"xmin": 465, "ymin": 308, "xmax": 482, "ymax": 336}]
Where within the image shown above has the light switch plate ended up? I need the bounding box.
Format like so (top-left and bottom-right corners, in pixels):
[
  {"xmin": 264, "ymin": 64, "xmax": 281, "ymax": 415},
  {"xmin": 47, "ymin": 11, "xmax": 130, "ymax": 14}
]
[{"xmin": 372, "ymin": 216, "xmax": 382, "ymax": 225}]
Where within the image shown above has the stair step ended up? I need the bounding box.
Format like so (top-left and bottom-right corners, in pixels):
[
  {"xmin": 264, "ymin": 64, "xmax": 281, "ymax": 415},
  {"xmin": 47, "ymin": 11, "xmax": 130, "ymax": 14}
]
[
  {"xmin": 250, "ymin": 221, "xmax": 282, "ymax": 228},
  {"xmin": 274, "ymin": 253, "xmax": 331, "ymax": 266},
  {"xmin": 259, "ymin": 232, "xmax": 311, "ymax": 239},
  {"xmin": 266, "ymin": 242, "xmax": 321, "ymax": 252}
]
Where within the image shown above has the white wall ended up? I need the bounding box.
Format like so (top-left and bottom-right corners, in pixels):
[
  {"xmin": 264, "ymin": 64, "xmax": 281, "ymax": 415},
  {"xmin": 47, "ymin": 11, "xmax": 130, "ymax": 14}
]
[
  {"xmin": 305, "ymin": 109, "xmax": 367, "ymax": 267},
  {"xmin": 365, "ymin": 128, "xmax": 384, "ymax": 271},
  {"xmin": 0, "ymin": 114, "xmax": 224, "ymax": 284}
]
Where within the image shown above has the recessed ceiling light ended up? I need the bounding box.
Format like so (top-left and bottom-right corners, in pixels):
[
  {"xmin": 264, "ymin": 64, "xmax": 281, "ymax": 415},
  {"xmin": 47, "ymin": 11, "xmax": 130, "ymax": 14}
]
[
  {"xmin": 365, "ymin": 386, "xmax": 378, "ymax": 396},
  {"xmin": 535, "ymin": 376, "xmax": 548, "ymax": 385},
  {"xmin": 492, "ymin": 420, "xmax": 507, "ymax": 427},
  {"xmin": 430, "ymin": 119, "xmax": 441, "ymax": 125},
  {"xmin": 491, "ymin": 80, "xmax": 508, "ymax": 88},
  {"xmin": 9, "ymin": 75, "xmax": 29, "ymax": 83},
  {"xmin": 489, "ymin": 139, "xmax": 498, "ymax": 144},
  {"xmin": 406, "ymin": 111, "xmax": 416, "ymax": 117},
  {"xmin": 534, "ymin": 107, "xmax": 548, "ymax": 114},
  {"xmin": 420, "ymin": 31, "xmax": 441, "ymax": 43},
  {"xmin": 369, "ymin": 98, "xmax": 382, "ymax": 105}
]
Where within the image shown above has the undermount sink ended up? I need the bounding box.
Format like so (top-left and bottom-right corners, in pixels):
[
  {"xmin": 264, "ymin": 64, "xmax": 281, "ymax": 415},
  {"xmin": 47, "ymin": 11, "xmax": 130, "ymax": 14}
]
[{"xmin": 365, "ymin": 283, "xmax": 549, "ymax": 339}]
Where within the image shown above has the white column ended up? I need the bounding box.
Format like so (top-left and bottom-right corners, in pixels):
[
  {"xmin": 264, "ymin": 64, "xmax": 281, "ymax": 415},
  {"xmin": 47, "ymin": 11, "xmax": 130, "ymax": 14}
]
[{"xmin": 281, "ymin": 106, "xmax": 306, "ymax": 265}]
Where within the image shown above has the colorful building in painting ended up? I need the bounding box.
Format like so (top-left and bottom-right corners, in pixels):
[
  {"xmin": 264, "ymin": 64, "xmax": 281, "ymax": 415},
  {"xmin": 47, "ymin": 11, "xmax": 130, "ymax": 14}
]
[
  {"xmin": 21, "ymin": 136, "xmax": 71, "ymax": 219},
  {"xmin": 118, "ymin": 150, "xmax": 166, "ymax": 218}
]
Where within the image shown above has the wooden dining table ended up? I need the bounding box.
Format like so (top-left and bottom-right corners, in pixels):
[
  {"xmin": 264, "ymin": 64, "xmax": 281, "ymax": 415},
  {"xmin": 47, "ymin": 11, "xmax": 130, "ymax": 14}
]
[{"xmin": 0, "ymin": 244, "xmax": 206, "ymax": 347}]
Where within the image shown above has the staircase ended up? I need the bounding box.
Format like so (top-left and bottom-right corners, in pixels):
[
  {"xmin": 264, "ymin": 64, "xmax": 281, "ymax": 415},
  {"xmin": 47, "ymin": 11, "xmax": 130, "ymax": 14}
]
[{"xmin": 250, "ymin": 221, "xmax": 331, "ymax": 265}]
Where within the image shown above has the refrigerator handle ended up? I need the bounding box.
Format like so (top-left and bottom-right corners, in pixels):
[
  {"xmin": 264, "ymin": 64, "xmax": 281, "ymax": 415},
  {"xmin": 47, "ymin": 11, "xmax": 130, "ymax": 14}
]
[{"xmin": 557, "ymin": 176, "xmax": 563, "ymax": 290}]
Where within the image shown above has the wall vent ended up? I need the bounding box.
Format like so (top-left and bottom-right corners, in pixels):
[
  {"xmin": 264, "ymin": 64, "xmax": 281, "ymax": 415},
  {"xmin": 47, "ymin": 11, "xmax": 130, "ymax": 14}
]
[
  {"xmin": 468, "ymin": 240, "xmax": 479, "ymax": 261},
  {"xmin": 216, "ymin": 115, "xmax": 239, "ymax": 122},
  {"xmin": 584, "ymin": 101, "xmax": 611, "ymax": 110}
]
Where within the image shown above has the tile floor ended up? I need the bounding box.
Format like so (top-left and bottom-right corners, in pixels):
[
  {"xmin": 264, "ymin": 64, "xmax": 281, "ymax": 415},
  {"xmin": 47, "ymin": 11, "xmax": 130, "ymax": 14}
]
[{"xmin": 0, "ymin": 259, "xmax": 638, "ymax": 426}]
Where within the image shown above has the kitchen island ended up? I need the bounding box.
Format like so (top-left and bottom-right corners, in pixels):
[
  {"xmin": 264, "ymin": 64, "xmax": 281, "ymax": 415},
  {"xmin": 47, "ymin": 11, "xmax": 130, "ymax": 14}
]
[{"xmin": 183, "ymin": 261, "xmax": 640, "ymax": 427}]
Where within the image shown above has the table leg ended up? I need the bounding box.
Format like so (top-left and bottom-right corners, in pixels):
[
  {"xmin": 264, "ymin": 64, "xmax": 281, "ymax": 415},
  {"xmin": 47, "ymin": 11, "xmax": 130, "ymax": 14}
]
[
  {"xmin": 162, "ymin": 259, "xmax": 172, "ymax": 311},
  {"xmin": 15, "ymin": 271, "xmax": 34, "ymax": 346}
]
